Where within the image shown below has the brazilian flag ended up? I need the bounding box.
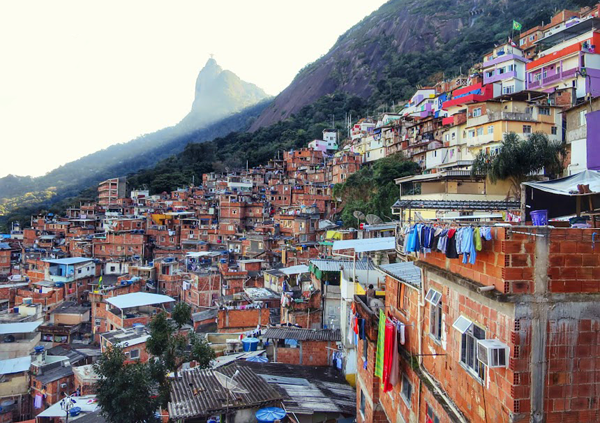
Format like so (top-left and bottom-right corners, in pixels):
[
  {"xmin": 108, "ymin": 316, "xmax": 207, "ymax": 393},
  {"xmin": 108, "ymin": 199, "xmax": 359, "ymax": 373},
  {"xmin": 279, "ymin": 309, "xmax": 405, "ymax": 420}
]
[{"xmin": 513, "ymin": 20, "xmax": 522, "ymax": 31}]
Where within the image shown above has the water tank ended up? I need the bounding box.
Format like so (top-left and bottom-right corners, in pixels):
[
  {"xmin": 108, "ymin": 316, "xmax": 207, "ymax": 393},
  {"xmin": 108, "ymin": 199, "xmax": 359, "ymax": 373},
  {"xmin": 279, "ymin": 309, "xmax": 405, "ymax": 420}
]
[{"xmin": 133, "ymin": 323, "xmax": 145, "ymax": 335}]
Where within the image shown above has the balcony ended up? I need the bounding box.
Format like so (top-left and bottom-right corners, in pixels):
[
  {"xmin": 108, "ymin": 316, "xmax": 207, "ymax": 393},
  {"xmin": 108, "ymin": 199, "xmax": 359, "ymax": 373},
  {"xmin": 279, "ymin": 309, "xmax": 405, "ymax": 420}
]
[{"xmin": 488, "ymin": 111, "xmax": 536, "ymax": 122}]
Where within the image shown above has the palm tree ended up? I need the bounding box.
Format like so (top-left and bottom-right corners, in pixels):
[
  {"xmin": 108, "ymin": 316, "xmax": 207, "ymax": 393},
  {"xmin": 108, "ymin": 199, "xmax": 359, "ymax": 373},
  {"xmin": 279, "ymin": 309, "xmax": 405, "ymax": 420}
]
[{"xmin": 471, "ymin": 132, "xmax": 566, "ymax": 200}]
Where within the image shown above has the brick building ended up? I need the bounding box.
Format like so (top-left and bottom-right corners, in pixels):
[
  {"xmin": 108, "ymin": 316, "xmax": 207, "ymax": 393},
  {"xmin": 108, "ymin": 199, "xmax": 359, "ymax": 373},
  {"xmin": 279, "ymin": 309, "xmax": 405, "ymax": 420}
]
[
  {"xmin": 264, "ymin": 327, "xmax": 340, "ymax": 366},
  {"xmin": 355, "ymin": 226, "xmax": 600, "ymax": 423}
]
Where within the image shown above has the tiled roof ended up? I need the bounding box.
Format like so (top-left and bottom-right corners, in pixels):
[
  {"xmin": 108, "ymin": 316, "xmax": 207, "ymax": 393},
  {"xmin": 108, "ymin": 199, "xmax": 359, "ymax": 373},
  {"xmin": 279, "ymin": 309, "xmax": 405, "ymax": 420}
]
[
  {"xmin": 168, "ymin": 365, "xmax": 282, "ymax": 419},
  {"xmin": 263, "ymin": 327, "xmax": 341, "ymax": 342}
]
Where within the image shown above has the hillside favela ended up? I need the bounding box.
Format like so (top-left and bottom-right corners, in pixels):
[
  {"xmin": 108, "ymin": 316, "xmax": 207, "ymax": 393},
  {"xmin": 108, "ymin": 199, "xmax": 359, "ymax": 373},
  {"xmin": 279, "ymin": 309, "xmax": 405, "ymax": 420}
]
[{"xmin": 2, "ymin": 1, "xmax": 600, "ymax": 422}]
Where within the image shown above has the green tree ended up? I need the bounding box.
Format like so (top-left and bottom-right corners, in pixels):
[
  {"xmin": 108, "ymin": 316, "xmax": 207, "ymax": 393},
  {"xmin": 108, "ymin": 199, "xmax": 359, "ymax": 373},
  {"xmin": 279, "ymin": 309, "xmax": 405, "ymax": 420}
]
[
  {"xmin": 172, "ymin": 302, "xmax": 192, "ymax": 329},
  {"xmin": 471, "ymin": 132, "xmax": 566, "ymax": 199},
  {"xmin": 146, "ymin": 308, "xmax": 215, "ymax": 400},
  {"xmin": 333, "ymin": 153, "xmax": 418, "ymax": 226},
  {"xmin": 94, "ymin": 346, "xmax": 159, "ymax": 423}
]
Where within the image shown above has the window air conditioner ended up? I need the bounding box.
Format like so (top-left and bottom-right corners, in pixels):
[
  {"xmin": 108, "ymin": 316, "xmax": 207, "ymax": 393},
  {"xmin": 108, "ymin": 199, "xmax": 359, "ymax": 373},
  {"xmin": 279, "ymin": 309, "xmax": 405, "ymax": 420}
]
[
  {"xmin": 60, "ymin": 383, "xmax": 68, "ymax": 388},
  {"xmin": 477, "ymin": 339, "xmax": 509, "ymax": 368}
]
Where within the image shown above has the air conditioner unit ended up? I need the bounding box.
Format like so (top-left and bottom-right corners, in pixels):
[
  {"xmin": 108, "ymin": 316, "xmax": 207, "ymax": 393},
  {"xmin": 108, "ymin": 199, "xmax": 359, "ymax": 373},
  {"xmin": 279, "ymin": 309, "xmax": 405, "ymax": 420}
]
[
  {"xmin": 477, "ymin": 339, "xmax": 509, "ymax": 368},
  {"xmin": 60, "ymin": 383, "xmax": 68, "ymax": 388}
]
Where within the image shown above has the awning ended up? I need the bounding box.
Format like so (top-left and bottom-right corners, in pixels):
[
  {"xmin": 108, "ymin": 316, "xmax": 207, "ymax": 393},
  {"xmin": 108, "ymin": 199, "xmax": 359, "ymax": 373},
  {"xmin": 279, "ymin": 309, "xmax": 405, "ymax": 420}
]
[
  {"xmin": 332, "ymin": 237, "xmax": 395, "ymax": 253},
  {"xmin": 522, "ymin": 170, "xmax": 600, "ymax": 219},
  {"xmin": 452, "ymin": 316, "xmax": 473, "ymax": 334}
]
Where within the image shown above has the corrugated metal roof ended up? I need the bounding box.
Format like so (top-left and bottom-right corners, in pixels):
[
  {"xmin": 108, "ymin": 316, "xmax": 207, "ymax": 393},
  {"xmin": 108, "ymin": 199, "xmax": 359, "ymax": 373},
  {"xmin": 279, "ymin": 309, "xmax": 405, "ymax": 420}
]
[
  {"xmin": 106, "ymin": 292, "xmax": 175, "ymax": 309},
  {"xmin": 280, "ymin": 265, "xmax": 309, "ymax": 276},
  {"xmin": 309, "ymin": 259, "xmax": 375, "ymax": 272},
  {"xmin": 0, "ymin": 321, "xmax": 42, "ymax": 334},
  {"xmin": 332, "ymin": 237, "xmax": 395, "ymax": 253},
  {"xmin": 237, "ymin": 361, "xmax": 356, "ymax": 416},
  {"xmin": 378, "ymin": 262, "xmax": 422, "ymax": 288},
  {"xmin": 263, "ymin": 327, "xmax": 341, "ymax": 342},
  {"xmin": 0, "ymin": 356, "xmax": 31, "ymax": 375},
  {"xmin": 392, "ymin": 199, "xmax": 520, "ymax": 211},
  {"xmin": 168, "ymin": 365, "xmax": 282, "ymax": 419},
  {"xmin": 192, "ymin": 309, "xmax": 218, "ymax": 322}
]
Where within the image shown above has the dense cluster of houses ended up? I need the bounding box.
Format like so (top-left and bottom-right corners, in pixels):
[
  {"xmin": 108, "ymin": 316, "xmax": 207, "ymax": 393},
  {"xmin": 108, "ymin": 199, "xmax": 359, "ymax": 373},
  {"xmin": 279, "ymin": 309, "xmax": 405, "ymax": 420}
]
[{"xmin": 1, "ymin": 5, "xmax": 600, "ymax": 423}]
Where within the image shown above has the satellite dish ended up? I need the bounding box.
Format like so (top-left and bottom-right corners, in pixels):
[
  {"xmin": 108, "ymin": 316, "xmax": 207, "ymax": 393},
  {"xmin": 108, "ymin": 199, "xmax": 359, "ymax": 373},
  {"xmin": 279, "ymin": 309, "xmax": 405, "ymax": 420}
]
[
  {"xmin": 214, "ymin": 371, "xmax": 248, "ymax": 394},
  {"xmin": 353, "ymin": 211, "xmax": 366, "ymax": 220},
  {"xmin": 366, "ymin": 214, "xmax": 384, "ymax": 225}
]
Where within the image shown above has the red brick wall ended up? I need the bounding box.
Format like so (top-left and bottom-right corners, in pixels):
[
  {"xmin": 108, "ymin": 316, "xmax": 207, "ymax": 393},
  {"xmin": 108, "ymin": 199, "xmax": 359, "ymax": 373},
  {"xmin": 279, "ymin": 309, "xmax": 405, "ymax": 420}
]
[
  {"xmin": 275, "ymin": 340, "xmax": 331, "ymax": 366},
  {"xmin": 217, "ymin": 308, "xmax": 269, "ymax": 331}
]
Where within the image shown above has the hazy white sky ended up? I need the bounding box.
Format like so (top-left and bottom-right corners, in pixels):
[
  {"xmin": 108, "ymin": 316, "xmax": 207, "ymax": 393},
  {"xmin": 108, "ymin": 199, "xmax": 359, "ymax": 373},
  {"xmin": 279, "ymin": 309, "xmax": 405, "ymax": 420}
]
[{"xmin": 0, "ymin": 0, "xmax": 388, "ymax": 178}]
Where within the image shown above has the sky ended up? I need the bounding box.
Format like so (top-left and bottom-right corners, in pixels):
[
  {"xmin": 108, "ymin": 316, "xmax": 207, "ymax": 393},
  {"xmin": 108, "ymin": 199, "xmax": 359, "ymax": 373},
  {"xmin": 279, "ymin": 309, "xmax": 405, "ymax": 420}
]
[{"xmin": 0, "ymin": 0, "xmax": 388, "ymax": 178}]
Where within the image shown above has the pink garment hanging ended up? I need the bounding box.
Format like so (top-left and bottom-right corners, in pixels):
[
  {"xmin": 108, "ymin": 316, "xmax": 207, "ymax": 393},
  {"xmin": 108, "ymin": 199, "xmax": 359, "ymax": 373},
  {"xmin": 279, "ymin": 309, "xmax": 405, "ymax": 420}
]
[{"xmin": 382, "ymin": 320, "xmax": 396, "ymax": 392}]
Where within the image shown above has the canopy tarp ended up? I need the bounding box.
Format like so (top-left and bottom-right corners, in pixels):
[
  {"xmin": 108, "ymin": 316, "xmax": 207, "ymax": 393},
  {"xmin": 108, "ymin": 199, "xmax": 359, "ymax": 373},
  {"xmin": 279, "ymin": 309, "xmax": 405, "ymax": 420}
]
[
  {"xmin": 522, "ymin": 171, "xmax": 600, "ymax": 220},
  {"xmin": 522, "ymin": 170, "xmax": 600, "ymax": 196}
]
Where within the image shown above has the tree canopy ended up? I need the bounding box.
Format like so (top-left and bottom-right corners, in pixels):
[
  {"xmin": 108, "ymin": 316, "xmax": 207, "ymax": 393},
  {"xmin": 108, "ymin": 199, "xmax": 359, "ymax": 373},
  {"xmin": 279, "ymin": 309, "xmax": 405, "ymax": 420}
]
[
  {"xmin": 333, "ymin": 153, "xmax": 418, "ymax": 226},
  {"xmin": 93, "ymin": 346, "xmax": 159, "ymax": 423},
  {"xmin": 471, "ymin": 132, "xmax": 566, "ymax": 199}
]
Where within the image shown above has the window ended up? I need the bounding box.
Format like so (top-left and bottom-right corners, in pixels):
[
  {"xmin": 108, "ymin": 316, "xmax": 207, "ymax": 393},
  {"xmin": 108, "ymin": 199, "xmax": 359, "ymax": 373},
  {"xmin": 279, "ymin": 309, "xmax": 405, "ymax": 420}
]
[
  {"xmin": 498, "ymin": 67, "xmax": 505, "ymax": 74},
  {"xmin": 477, "ymin": 127, "xmax": 483, "ymax": 136},
  {"xmin": 129, "ymin": 349, "xmax": 140, "ymax": 359},
  {"xmin": 401, "ymin": 375, "xmax": 412, "ymax": 406},
  {"xmin": 503, "ymin": 85, "xmax": 514, "ymax": 94},
  {"xmin": 468, "ymin": 130, "xmax": 475, "ymax": 138},
  {"xmin": 551, "ymin": 126, "xmax": 558, "ymax": 135},
  {"xmin": 360, "ymin": 389, "xmax": 366, "ymax": 416},
  {"xmin": 454, "ymin": 316, "xmax": 486, "ymax": 379},
  {"xmin": 523, "ymin": 125, "xmax": 532, "ymax": 134},
  {"xmin": 110, "ymin": 266, "xmax": 115, "ymax": 272},
  {"xmin": 426, "ymin": 289, "xmax": 443, "ymax": 341},
  {"xmin": 472, "ymin": 108, "xmax": 482, "ymax": 117},
  {"xmin": 580, "ymin": 110, "xmax": 587, "ymax": 126},
  {"xmin": 397, "ymin": 283, "xmax": 410, "ymax": 315},
  {"xmin": 508, "ymin": 64, "xmax": 514, "ymax": 72},
  {"xmin": 427, "ymin": 404, "xmax": 440, "ymax": 423},
  {"xmin": 519, "ymin": 38, "xmax": 525, "ymax": 46},
  {"xmin": 539, "ymin": 107, "xmax": 551, "ymax": 116},
  {"xmin": 529, "ymin": 34, "xmax": 535, "ymax": 41},
  {"xmin": 487, "ymin": 125, "xmax": 494, "ymax": 134}
]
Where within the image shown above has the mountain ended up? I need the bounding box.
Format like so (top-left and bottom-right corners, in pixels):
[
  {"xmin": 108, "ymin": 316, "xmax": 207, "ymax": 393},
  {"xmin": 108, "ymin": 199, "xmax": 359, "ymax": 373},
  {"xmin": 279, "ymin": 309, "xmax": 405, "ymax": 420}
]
[
  {"xmin": 0, "ymin": 59, "xmax": 270, "ymax": 215},
  {"xmin": 250, "ymin": 0, "xmax": 586, "ymax": 130},
  {"xmin": 178, "ymin": 58, "xmax": 268, "ymax": 131},
  {"xmin": 2, "ymin": 0, "xmax": 593, "ymax": 229}
]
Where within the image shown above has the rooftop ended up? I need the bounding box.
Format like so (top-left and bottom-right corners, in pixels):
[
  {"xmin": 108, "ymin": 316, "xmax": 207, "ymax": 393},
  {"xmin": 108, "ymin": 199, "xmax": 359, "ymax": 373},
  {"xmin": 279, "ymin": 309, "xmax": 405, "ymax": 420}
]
[
  {"xmin": 43, "ymin": 257, "xmax": 94, "ymax": 265},
  {"xmin": 263, "ymin": 327, "xmax": 341, "ymax": 342},
  {"xmin": 106, "ymin": 292, "xmax": 175, "ymax": 310},
  {"xmin": 101, "ymin": 327, "xmax": 150, "ymax": 347},
  {"xmin": 237, "ymin": 361, "xmax": 356, "ymax": 416},
  {"xmin": 0, "ymin": 355, "xmax": 31, "ymax": 375},
  {"xmin": 168, "ymin": 365, "xmax": 282, "ymax": 419},
  {"xmin": 0, "ymin": 320, "xmax": 42, "ymax": 334},
  {"xmin": 378, "ymin": 262, "xmax": 422, "ymax": 288}
]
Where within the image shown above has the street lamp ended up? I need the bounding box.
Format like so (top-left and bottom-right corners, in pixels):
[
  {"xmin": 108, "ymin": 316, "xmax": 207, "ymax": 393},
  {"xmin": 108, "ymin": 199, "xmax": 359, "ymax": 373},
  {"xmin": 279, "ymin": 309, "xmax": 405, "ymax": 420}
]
[{"xmin": 60, "ymin": 394, "xmax": 77, "ymax": 423}]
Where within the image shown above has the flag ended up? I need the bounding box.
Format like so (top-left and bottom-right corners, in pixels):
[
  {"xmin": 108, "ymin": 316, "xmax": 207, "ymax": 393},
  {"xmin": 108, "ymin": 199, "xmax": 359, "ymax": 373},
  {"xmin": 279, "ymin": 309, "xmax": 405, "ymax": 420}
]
[
  {"xmin": 508, "ymin": 37, "xmax": 517, "ymax": 48},
  {"xmin": 513, "ymin": 20, "xmax": 522, "ymax": 31}
]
